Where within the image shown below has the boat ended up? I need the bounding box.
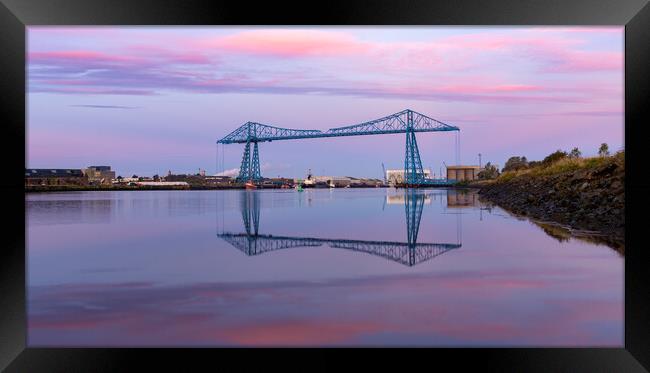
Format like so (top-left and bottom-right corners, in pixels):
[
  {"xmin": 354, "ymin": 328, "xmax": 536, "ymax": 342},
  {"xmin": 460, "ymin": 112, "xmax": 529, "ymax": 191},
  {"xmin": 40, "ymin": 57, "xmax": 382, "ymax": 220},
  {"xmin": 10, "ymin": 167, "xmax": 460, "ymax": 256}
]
[
  {"xmin": 245, "ymin": 181, "xmax": 257, "ymax": 189},
  {"xmin": 313, "ymin": 181, "xmax": 329, "ymax": 188},
  {"xmin": 295, "ymin": 183, "xmax": 303, "ymax": 192}
]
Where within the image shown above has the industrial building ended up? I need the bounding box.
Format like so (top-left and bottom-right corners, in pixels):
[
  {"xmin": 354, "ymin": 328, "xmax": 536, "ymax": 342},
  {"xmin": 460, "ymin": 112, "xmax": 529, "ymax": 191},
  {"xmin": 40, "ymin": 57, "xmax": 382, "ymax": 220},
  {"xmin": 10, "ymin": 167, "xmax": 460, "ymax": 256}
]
[
  {"xmin": 203, "ymin": 175, "xmax": 234, "ymax": 184},
  {"xmin": 385, "ymin": 169, "xmax": 432, "ymax": 185},
  {"xmin": 446, "ymin": 165, "xmax": 480, "ymax": 181},
  {"xmin": 25, "ymin": 169, "xmax": 87, "ymax": 186},
  {"xmin": 83, "ymin": 165, "xmax": 116, "ymax": 184},
  {"xmin": 301, "ymin": 175, "xmax": 383, "ymax": 188},
  {"xmin": 136, "ymin": 181, "xmax": 190, "ymax": 187}
]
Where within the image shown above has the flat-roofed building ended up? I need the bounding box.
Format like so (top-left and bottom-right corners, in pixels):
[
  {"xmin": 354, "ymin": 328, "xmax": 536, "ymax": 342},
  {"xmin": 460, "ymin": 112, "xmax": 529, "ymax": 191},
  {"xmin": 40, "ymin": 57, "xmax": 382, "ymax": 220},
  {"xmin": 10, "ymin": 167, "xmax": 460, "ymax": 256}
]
[
  {"xmin": 136, "ymin": 181, "xmax": 189, "ymax": 187},
  {"xmin": 25, "ymin": 168, "xmax": 88, "ymax": 186},
  {"xmin": 446, "ymin": 165, "xmax": 480, "ymax": 181},
  {"xmin": 385, "ymin": 169, "xmax": 432, "ymax": 185},
  {"xmin": 84, "ymin": 165, "xmax": 116, "ymax": 184},
  {"xmin": 203, "ymin": 175, "xmax": 234, "ymax": 185}
]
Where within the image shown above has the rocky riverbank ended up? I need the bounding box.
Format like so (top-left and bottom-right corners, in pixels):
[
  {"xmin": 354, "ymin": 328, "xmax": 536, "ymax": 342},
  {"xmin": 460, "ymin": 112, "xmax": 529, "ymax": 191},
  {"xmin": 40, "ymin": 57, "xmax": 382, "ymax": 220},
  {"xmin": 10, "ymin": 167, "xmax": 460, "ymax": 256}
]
[{"xmin": 477, "ymin": 152, "xmax": 624, "ymax": 249}]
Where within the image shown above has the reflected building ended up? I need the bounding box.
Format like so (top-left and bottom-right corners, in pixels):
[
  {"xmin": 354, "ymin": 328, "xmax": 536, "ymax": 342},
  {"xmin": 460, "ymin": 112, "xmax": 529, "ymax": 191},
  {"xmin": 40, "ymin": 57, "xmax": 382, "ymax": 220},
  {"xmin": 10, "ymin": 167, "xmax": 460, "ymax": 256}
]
[
  {"xmin": 385, "ymin": 193, "xmax": 433, "ymax": 205},
  {"xmin": 219, "ymin": 190, "xmax": 461, "ymax": 267},
  {"xmin": 446, "ymin": 189, "xmax": 478, "ymax": 208}
]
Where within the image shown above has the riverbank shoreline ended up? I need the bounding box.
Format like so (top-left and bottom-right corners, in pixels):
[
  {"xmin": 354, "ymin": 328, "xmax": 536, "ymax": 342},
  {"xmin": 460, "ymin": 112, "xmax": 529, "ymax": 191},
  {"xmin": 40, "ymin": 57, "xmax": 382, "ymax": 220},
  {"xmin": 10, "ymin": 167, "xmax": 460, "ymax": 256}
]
[
  {"xmin": 24, "ymin": 184, "xmax": 483, "ymax": 193},
  {"xmin": 25, "ymin": 185, "xmax": 235, "ymax": 193},
  {"xmin": 24, "ymin": 185, "xmax": 393, "ymax": 193},
  {"xmin": 475, "ymin": 152, "xmax": 624, "ymax": 247}
]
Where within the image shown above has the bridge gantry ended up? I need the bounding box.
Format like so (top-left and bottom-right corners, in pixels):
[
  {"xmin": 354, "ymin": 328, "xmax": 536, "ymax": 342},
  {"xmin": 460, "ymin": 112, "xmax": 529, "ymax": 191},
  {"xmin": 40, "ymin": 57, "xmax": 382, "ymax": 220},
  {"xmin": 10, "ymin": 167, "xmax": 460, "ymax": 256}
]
[{"xmin": 217, "ymin": 109, "xmax": 460, "ymax": 185}]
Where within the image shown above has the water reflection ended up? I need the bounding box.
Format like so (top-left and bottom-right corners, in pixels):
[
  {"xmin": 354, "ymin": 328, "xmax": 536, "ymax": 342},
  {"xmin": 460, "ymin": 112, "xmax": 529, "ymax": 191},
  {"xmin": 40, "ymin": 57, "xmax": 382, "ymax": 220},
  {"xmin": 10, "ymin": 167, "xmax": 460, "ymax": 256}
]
[
  {"xmin": 27, "ymin": 189, "xmax": 623, "ymax": 347},
  {"xmin": 447, "ymin": 190, "xmax": 478, "ymax": 208},
  {"xmin": 218, "ymin": 190, "xmax": 462, "ymax": 267}
]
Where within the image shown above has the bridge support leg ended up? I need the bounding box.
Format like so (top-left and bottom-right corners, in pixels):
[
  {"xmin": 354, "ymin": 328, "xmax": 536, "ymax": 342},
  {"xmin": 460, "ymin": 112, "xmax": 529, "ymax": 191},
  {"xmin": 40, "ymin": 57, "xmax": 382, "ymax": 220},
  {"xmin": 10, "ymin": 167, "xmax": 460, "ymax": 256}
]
[
  {"xmin": 237, "ymin": 141, "xmax": 262, "ymax": 182},
  {"xmin": 251, "ymin": 142, "xmax": 261, "ymax": 180},
  {"xmin": 237, "ymin": 141, "xmax": 252, "ymax": 181},
  {"xmin": 404, "ymin": 111, "xmax": 425, "ymax": 185}
]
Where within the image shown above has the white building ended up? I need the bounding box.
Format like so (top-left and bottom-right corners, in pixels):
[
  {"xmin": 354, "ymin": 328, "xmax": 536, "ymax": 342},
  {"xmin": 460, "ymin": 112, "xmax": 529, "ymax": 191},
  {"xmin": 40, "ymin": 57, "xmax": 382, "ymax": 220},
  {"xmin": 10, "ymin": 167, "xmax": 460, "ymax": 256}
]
[
  {"xmin": 136, "ymin": 181, "xmax": 189, "ymax": 187},
  {"xmin": 385, "ymin": 169, "xmax": 432, "ymax": 185},
  {"xmin": 386, "ymin": 194, "xmax": 433, "ymax": 205}
]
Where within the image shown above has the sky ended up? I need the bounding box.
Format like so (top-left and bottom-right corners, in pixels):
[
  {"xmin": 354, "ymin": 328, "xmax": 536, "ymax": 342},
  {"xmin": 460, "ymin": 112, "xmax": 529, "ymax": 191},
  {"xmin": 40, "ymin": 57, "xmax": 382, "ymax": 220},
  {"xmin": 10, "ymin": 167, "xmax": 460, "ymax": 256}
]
[{"xmin": 27, "ymin": 27, "xmax": 624, "ymax": 178}]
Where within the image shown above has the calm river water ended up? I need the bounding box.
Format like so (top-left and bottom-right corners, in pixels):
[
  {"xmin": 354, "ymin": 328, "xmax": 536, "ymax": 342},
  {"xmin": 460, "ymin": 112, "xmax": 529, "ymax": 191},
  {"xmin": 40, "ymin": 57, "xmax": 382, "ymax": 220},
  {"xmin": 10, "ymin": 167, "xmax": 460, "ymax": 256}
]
[{"xmin": 26, "ymin": 188, "xmax": 623, "ymax": 346}]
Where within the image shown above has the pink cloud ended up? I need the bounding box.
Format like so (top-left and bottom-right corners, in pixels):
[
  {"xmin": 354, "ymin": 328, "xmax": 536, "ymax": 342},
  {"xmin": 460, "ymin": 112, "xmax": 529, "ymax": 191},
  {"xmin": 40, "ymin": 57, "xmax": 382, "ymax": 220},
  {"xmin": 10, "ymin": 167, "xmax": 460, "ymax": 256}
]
[
  {"xmin": 200, "ymin": 29, "xmax": 372, "ymax": 57},
  {"xmin": 220, "ymin": 320, "xmax": 381, "ymax": 345},
  {"xmin": 431, "ymin": 32, "xmax": 622, "ymax": 73},
  {"xmin": 124, "ymin": 45, "xmax": 213, "ymax": 65},
  {"xmin": 29, "ymin": 48, "xmax": 211, "ymax": 68},
  {"xmin": 29, "ymin": 50, "xmax": 143, "ymax": 65},
  {"xmin": 27, "ymin": 28, "xmax": 622, "ymax": 105}
]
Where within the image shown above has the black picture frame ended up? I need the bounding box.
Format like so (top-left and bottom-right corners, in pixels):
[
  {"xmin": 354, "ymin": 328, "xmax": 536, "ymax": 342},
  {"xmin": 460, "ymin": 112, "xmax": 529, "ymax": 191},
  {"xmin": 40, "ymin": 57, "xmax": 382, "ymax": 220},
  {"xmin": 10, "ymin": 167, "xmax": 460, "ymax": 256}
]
[{"xmin": 1, "ymin": 0, "xmax": 649, "ymax": 370}]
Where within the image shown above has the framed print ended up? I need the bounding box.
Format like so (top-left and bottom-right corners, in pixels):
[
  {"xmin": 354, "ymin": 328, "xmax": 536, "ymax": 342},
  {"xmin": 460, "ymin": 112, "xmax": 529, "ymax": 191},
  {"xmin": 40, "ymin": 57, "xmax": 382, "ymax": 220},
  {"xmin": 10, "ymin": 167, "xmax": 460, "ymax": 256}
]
[{"xmin": 1, "ymin": 0, "xmax": 649, "ymax": 370}]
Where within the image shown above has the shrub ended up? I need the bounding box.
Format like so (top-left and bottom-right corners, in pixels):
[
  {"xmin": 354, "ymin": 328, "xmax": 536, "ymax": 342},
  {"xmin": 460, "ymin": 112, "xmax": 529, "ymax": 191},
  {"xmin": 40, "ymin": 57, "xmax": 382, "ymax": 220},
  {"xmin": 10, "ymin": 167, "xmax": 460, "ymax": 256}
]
[
  {"xmin": 478, "ymin": 162, "xmax": 500, "ymax": 180},
  {"xmin": 542, "ymin": 150, "xmax": 568, "ymax": 166},
  {"xmin": 503, "ymin": 156, "xmax": 529, "ymax": 172},
  {"xmin": 569, "ymin": 147, "xmax": 582, "ymax": 158}
]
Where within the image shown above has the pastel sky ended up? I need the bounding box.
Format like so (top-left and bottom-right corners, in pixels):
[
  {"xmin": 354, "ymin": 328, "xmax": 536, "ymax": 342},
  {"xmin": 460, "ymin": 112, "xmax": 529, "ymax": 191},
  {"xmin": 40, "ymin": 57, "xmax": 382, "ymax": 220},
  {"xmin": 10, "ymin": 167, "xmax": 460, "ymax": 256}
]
[{"xmin": 27, "ymin": 27, "xmax": 624, "ymax": 178}]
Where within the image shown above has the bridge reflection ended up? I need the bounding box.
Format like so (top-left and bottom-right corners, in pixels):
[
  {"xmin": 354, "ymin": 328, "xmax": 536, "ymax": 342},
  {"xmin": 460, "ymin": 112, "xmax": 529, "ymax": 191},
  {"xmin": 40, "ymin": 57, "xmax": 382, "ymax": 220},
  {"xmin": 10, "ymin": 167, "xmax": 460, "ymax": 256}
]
[{"xmin": 218, "ymin": 190, "xmax": 462, "ymax": 267}]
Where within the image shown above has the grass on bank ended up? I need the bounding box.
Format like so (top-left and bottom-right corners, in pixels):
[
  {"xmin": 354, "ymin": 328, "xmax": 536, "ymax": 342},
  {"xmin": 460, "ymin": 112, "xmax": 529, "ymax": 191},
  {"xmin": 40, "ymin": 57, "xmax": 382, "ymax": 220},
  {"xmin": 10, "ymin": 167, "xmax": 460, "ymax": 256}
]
[{"xmin": 493, "ymin": 151, "xmax": 624, "ymax": 184}]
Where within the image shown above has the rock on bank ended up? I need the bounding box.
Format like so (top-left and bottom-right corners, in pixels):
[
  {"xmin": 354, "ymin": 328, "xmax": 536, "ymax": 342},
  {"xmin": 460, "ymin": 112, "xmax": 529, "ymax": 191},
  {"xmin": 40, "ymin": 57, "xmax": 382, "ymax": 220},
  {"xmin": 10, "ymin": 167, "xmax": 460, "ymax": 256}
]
[{"xmin": 477, "ymin": 153, "xmax": 624, "ymax": 245}]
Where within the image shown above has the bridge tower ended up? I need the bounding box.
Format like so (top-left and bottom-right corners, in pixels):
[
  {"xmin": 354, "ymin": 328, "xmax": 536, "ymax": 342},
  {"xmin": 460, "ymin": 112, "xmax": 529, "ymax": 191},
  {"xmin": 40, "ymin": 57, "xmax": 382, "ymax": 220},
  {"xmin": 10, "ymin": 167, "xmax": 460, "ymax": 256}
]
[
  {"xmin": 404, "ymin": 110, "xmax": 426, "ymax": 186},
  {"xmin": 236, "ymin": 124, "xmax": 262, "ymax": 182}
]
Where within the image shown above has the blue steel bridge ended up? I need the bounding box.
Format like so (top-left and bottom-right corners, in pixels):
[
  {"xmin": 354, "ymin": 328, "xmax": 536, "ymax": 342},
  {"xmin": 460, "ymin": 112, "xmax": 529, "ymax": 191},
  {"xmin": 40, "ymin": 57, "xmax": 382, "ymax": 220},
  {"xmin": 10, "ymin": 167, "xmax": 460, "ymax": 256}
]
[
  {"xmin": 217, "ymin": 109, "xmax": 460, "ymax": 186},
  {"xmin": 218, "ymin": 190, "xmax": 462, "ymax": 267}
]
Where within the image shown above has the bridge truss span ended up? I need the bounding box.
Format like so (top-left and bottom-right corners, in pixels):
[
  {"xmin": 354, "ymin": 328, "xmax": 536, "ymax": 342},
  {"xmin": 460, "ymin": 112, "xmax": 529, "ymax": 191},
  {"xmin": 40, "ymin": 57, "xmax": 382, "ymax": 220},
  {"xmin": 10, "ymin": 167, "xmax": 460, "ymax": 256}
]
[
  {"xmin": 326, "ymin": 109, "xmax": 457, "ymax": 136},
  {"xmin": 218, "ymin": 121, "xmax": 324, "ymax": 144},
  {"xmin": 216, "ymin": 109, "xmax": 460, "ymax": 184}
]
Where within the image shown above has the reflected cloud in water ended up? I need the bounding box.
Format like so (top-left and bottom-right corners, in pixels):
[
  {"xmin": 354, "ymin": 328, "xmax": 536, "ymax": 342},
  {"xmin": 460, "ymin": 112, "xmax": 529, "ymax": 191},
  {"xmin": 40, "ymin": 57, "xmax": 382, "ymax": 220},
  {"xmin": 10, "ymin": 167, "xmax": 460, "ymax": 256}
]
[{"xmin": 29, "ymin": 266, "xmax": 622, "ymax": 346}]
